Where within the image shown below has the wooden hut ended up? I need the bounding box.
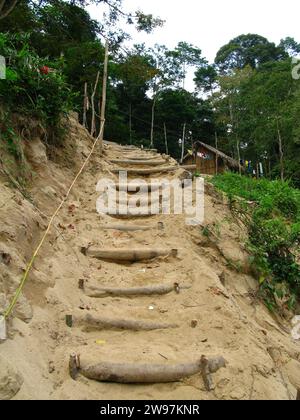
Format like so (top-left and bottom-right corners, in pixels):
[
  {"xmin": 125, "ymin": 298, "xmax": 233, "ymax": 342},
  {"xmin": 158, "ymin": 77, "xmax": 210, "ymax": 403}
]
[{"xmin": 182, "ymin": 141, "xmax": 240, "ymax": 175}]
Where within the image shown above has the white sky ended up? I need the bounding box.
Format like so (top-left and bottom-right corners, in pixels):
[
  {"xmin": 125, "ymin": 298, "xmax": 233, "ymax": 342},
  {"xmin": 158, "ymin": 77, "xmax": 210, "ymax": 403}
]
[{"xmin": 88, "ymin": 0, "xmax": 300, "ymax": 90}]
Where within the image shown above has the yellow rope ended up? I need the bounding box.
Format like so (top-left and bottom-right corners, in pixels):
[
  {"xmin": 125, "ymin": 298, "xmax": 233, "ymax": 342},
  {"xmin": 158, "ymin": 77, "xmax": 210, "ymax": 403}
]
[{"xmin": 4, "ymin": 122, "xmax": 105, "ymax": 320}]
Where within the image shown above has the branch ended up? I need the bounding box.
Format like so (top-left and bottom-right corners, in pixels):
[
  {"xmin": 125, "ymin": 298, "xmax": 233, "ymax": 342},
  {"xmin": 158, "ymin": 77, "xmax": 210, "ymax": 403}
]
[
  {"xmin": 0, "ymin": 0, "xmax": 6, "ymax": 14},
  {"xmin": 0, "ymin": 0, "xmax": 18, "ymax": 20}
]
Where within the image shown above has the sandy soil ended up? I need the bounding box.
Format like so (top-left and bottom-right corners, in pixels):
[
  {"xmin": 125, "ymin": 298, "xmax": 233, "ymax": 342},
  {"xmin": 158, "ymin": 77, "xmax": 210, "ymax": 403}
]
[{"xmin": 0, "ymin": 116, "xmax": 299, "ymax": 400}]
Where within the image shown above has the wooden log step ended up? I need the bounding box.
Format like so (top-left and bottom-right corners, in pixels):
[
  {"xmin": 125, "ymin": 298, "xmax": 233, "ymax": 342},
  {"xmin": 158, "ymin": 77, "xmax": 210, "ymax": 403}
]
[
  {"xmin": 181, "ymin": 165, "xmax": 197, "ymax": 171},
  {"xmin": 112, "ymin": 166, "xmax": 179, "ymax": 175},
  {"xmin": 78, "ymin": 313, "xmax": 178, "ymax": 332},
  {"xmin": 110, "ymin": 159, "xmax": 167, "ymax": 166},
  {"xmin": 81, "ymin": 247, "xmax": 178, "ymax": 262},
  {"xmin": 107, "ymin": 210, "xmax": 158, "ymax": 219},
  {"xmin": 69, "ymin": 354, "xmax": 227, "ymax": 385},
  {"xmin": 99, "ymin": 222, "xmax": 164, "ymax": 232},
  {"xmin": 123, "ymin": 156, "xmax": 162, "ymax": 161},
  {"xmin": 115, "ymin": 182, "xmax": 166, "ymax": 192},
  {"xmin": 81, "ymin": 281, "xmax": 191, "ymax": 298},
  {"xmin": 116, "ymin": 194, "xmax": 161, "ymax": 206}
]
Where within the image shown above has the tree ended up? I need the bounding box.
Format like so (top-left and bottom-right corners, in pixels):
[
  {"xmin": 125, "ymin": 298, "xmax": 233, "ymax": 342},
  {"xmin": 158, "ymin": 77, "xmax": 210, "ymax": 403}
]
[
  {"xmin": 155, "ymin": 89, "xmax": 214, "ymax": 158},
  {"xmin": 215, "ymin": 34, "xmax": 287, "ymax": 73},
  {"xmin": 167, "ymin": 42, "xmax": 206, "ymax": 89},
  {"xmin": 115, "ymin": 50, "xmax": 156, "ymax": 143},
  {"xmin": 194, "ymin": 64, "xmax": 218, "ymax": 94},
  {"xmin": 279, "ymin": 37, "xmax": 300, "ymax": 57}
]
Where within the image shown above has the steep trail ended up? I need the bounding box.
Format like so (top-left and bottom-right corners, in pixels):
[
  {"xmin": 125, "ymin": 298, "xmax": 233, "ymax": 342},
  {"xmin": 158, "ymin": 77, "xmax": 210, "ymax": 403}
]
[{"xmin": 1, "ymin": 131, "xmax": 299, "ymax": 400}]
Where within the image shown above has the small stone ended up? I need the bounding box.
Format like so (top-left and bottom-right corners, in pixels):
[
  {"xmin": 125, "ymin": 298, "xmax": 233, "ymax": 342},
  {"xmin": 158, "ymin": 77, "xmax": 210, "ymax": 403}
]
[
  {"xmin": 0, "ymin": 355, "xmax": 23, "ymax": 400},
  {"xmin": 191, "ymin": 320, "xmax": 198, "ymax": 328},
  {"xmin": 48, "ymin": 361, "xmax": 55, "ymax": 374}
]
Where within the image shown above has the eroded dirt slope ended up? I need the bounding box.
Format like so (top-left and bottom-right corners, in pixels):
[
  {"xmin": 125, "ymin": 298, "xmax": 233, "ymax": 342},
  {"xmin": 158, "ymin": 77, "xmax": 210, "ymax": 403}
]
[{"xmin": 0, "ymin": 115, "xmax": 299, "ymax": 400}]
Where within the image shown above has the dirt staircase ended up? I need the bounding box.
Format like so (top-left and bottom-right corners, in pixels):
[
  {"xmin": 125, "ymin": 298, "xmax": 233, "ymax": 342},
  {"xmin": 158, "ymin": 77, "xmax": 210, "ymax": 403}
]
[
  {"xmin": 1, "ymin": 133, "xmax": 300, "ymax": 400},
  {"xmin": 66, "ymin": 146, "xmax": 212, "ymax": 389}
]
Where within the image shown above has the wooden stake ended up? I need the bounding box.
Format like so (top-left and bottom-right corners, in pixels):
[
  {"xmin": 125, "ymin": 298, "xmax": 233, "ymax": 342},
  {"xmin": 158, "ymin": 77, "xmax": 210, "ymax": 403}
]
[
  {"xmin": 98, "ymin": 40, "xmax": 109, "ymax": 156},
  {"xmin": 66, "ymin": 315, "xmax": 73, "ymax": 328}
]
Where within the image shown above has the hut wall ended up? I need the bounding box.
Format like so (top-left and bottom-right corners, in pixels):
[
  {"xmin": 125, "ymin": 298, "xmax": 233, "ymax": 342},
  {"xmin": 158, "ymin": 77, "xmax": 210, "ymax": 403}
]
[
  {"xmin": 196, "ymin": 145, "xmax": 216, "ymax": 175},
  {"xmin": 182, "ymin": 155, "xmax": 195, "ymax": 166}
]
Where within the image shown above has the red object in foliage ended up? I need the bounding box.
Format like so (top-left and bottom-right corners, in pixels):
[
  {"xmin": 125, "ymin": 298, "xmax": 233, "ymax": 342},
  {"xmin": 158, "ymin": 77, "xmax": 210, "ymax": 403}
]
[{"xmin": 39, "ymin": 66, "xmax": 50, "ymax": 75}]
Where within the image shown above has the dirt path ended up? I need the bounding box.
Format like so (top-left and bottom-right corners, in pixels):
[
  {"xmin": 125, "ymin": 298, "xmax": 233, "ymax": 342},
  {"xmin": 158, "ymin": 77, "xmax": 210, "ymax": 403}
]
[{"xmin": 1, "ymin": 135, "xmax": 299, "ymax": 400}]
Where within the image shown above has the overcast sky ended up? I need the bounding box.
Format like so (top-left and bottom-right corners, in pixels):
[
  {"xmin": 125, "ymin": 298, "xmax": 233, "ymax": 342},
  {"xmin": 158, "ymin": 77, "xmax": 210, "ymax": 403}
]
[{"xmin": 88, "ymin": 0, "xmax": 300, "ymax": 90}]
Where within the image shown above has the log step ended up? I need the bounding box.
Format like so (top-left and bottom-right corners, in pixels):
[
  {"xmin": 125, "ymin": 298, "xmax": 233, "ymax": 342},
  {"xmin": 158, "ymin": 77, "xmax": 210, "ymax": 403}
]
[
  {"xmin": 69, "ymin": 355, "xmax": 226, "ymax": 385},
  {"xmin": 123, "ymin": 156, "xmax": 162, "ymax": 161},
  {"xmin": 110, "ymin": 159, "xmax": 167, "ymax": 166},
  {"xmin": 181, "ymin": 165, "xmax": 197, "ymax": 171},
  {"xmin": 115, "ymin": 182, "xmax": 166, "ymax": 192},
  {"xmin": 81, "ymin": 282, "xmax": 191, "ymax": 298},
  {"xmin": 81, "ymin": 247, "xmax": 178, "ymax": 262},
  {"xmin": 112, "ymin": 166, "xmax": 179, "ymax": 175},
  {"xmin": 99, "ymin": 222, "xmax": 164, "ymax": 232},
  {"xmin": 77, "ymin": 313, "xmax": 178, "ymax": 332}
]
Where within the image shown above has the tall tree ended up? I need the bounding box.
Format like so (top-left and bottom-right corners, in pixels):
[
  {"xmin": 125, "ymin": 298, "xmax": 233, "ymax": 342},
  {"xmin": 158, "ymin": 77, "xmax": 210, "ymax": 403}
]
[{"xmin": 215, "ymin": 34, "xmax": 287, "ymax": 73}]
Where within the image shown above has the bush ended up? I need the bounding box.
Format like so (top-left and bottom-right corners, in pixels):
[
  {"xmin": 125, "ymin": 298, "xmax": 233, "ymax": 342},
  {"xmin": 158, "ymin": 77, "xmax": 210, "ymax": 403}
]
[
  {"xmin": 0, "ymin": 33, "xmax": 75, "ymax": 144},
  {"xmin": 212, "ymin": 173, "xmax": 300, "ymax": 310}
]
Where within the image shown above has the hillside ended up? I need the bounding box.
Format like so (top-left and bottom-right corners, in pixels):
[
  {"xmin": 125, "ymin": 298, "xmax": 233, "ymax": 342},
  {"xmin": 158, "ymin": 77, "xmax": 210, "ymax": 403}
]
[{"xmin": 0, "ymin": 114, "xmax": 299, "ymax": 400}]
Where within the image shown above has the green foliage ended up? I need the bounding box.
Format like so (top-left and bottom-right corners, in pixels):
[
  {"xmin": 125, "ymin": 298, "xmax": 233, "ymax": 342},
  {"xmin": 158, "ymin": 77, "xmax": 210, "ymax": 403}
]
[
  {"xmin": 215, "ymin": 33, "xmax": 287, "ymax": 73},
  {"xmin": 0, "ymin": 32, "xmax": 74, "ymax": 143},
  {"xmin": 212, "ymin": 173, "xmax": 300, "ymax": 309}
]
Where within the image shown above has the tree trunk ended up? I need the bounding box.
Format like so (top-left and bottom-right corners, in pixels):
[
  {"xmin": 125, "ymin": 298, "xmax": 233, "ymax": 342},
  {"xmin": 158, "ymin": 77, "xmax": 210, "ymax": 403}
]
[
  {"xmin": 164, "ymin": 122, "xmax": 169, "ymax": 155},
  {"xmin": 181, "ymin": 123, "xmax": 186, "ymax": 164},
  {"xmin": 276, "ymin": 118, "xmax": 284, "ymax": 182},
  {"xmin": 129, "ymin": 102, "xmax": 132, "ymax": 144},
  {"xmin": 90, "ymin": 72, "xmax": 100, "ymax": 137},
  {"xmin": 83, "ymin": 82, "xmax": 88, "ymax": 128},
  {"xmin": 236, "ymin": 136, "xmax": 241, "ymax": 175},
  {"xmin": 150, "ymin": 96, "xmax": 157, "ymax": 148},
  {"xmin": 98, "ymin": 41, "xmax": 109, "ymax": 155},
  {"xmin": 229, "ymin": 98, "xmax": 242, "ymax": 175},
  {"xmin": 215, "ymin": 131, "xmax": 218, "ymax": 175}
]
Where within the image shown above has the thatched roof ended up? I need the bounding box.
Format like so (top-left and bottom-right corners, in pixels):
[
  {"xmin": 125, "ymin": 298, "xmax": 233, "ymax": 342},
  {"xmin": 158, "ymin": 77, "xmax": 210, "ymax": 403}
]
[{"xmin": 194, "ymin": 141, "xmax": 240, "ymax": 169}]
